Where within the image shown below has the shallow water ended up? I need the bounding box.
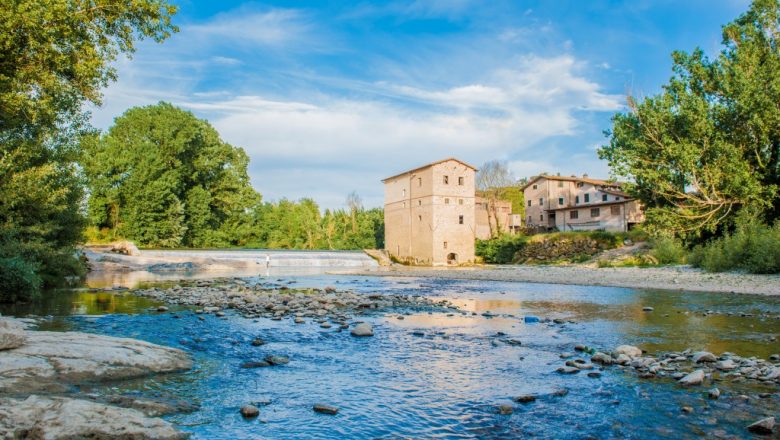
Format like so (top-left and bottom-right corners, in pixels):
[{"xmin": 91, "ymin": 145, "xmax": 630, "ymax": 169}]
[{"xmin": 3, "ymin": 275, "xmax": 779, "ymax": 439}]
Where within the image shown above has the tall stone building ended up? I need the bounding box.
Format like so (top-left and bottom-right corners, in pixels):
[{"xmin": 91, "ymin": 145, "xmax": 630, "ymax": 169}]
[{"xmin": 383, "ymin": 158, "xmax": 477, "ymax": 265}]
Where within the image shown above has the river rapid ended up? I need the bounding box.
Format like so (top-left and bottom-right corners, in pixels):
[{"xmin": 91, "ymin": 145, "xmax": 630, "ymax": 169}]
[{"xmin": 2, "ymin": 273, "xmax": 779, "ymax": 439}]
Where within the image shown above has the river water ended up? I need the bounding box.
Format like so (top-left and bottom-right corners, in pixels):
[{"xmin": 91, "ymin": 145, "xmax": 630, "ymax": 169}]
[{"xmin": 3, "ymin": 274, "xmax": 779, "ymax": 439}]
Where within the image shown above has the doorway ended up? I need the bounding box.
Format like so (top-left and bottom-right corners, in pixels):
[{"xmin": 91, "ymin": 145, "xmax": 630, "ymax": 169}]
[{"xmin": 446, "ymin": 253, "xmax": 458, "ymax": 265}]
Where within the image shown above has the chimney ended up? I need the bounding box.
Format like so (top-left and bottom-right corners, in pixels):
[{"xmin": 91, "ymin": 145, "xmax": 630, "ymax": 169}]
[
  {"xmin": 582, "ymin": 173, "xmax": 588, "ymax": 178},
  {"xmin": 570, "ymin": 174, "xmax": 576, "ymax": 178},
  {"xmin": 556, "ymin": 172, "xmax": 560, "ymax": 176}
]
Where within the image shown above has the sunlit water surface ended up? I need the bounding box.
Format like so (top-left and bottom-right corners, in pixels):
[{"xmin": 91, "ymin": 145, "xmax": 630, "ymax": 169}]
[{"xmin": 3, "ymin": 275, "xmax": 779, "ymax": 439}]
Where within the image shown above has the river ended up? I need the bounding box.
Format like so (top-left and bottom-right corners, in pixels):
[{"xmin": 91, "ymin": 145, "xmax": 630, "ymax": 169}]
[{"xmin": 2, "ymin": 271, "xmax": 779, "ymax": 439}]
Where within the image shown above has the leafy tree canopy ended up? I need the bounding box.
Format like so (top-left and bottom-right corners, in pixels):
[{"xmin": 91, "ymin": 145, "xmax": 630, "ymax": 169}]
[
  {"xmin": 83, "ymin": 102, "xmax": 261, "ymax": 248},
  {"xmin": 0, "ymin": 0, "xmax": 177, "ymax": 300},
  {"xmin": 600, "ymin": 0, "xmax": 780, "ymax": 238}
]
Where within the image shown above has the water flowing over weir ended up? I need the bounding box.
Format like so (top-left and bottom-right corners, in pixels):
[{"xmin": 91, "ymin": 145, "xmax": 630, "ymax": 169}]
[{"xmin": 140, "ymin": 249, "xmax": 379, "ymax": 268}]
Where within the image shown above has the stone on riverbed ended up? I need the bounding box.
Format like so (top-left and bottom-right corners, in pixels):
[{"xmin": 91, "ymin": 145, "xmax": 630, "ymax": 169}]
[
  {"xmin": 264, "ymin": 355, "xmax": 289, "ymax": 366},
  {"xmin": 591, "ymin": 352, "xmax": 614, "ymax": 365},
  {"xmin": 0, "ymin": 321, "xmax": 192, "ymax": 393},
  {"xmin": 240, "ymin": 405, "xmax": 260, "ymax": 418},
  {"xmin": 0, "ymin": 395, "xmax": 187, "ymax": 439},
  {"xmin": 0, "ymin": 318, "xmax": 27, "ymax": 351},
  {"xmin": 498, "ymin": 404, "xmax": 513, "ymax": 415},
  {"xmin": 614, "ymin": 345, "xmax": 642, "ymax": 358},
  {"xmin": 716, "ymin": 359, "xmax": 738, "ymax": 371},
  {"xmin": 678, "ymin": 369, "xmax": 705, "ymax": 386},
  {"xmin": 747, "ymin": 417, "xmax": 775, "ymax": 435},
  {"xmin": 350, "ymin": 323, "xmax": 374, "ymax": 337},
  {"xmin": 313, "ymin": 404, "xmax": 339, "ymax": 415},
  {"xmin": 692, "ymin": 351, "xmax": 717, "ymax": 363}
]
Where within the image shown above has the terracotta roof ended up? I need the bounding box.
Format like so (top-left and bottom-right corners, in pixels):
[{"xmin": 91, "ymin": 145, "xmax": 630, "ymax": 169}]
[
  {"xmin": 520, "ymin": 174, "xmax": 622, "ymax": 191},
  {"xmin": 381, "ymin": 158, "xmax": 478, "ymax": 182}
]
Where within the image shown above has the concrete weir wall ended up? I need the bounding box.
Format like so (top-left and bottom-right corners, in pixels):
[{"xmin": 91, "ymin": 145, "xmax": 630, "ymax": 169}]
[{"xmin": 140, "ymin": 250, "xmax": 379, "ymax": 268}]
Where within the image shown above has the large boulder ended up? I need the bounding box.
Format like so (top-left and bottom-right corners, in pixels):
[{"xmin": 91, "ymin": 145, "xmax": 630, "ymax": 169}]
[
  {"xmin": 350, "ymin": 323, "xmax": 374, "ymax": 337},
  {"xmin": 678, "ymin": 369, "xmax": 705, "ymax": 386},
  {"xmin": 0, "ymin": 395, "xmax": 188, "ymax": 439},
  {"xmin": 0, "ymin": 318, "xmax": 27, "ymax": 350},
  {"xmin": 0, "ymin": 327, "xmax": 192, "ymax": 393}
]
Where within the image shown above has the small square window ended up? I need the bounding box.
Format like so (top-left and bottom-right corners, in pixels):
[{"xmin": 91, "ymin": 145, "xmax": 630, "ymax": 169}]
[
  {"xmin": 459, "ymin": 215, "xmax": 464, "ymax": 224},
  {"xmin": 558, "ymin": 197, "xmax": 564, "ymax": 205},
  {"xmin": 458, "ymin": 199, "xmax": 463, "ymax": 205},
  {"xmin": 570, "ymin": 210, "xmax": 579, "ymax": 219},
  {"xmin": 584, "ymin": 194, "xmax": 590, "ymax": 203},
  {"xmin": 528, "ymin": 200, "xmax": 532, "ymax": 207},
  {"xmin": 458, "ymin": 176, "xmax": 464, "ymax": 185},
  {"xmin": 443, "ymin": 241, "xmax": 448, "ymax": 249},
  {"xmin": 418, "ymin": 177, "xmax": 422, "ymax": 187},
  {"xmin": 616, "ymin": 196, "xmax": 621, "ymax": 200},
  {"xmin": 590, "ymin": 208, "xmax": 600, "ymax": 217},
  {"xmin": 402, "ymin": 189, "xmax": 406, "ymax": 197},
  {"xmin": 532, "ymin": 184, "xmax": 538, "ymax": 190},
  {"xmin": 445, "ymin": 198, "xmax": 450, "ymax": 205},
  {"xmin": 539, "ymin": 198, "xmax": 543, "ymax": 206},
  {"xmin": 443, "ymin": 175, "xmax": 449, "ymax": 184},
  {"xmin": 558, "ymin": 181, "xmax": 563, "ymax": 188},
  {"xmin": 540, "ymin": 214, "xmax": 544, "ymax": 221},
  {"xmin": 402, "ymin": 201, "xmax": 406, "ymax": 208},
  {"xmin": 577, "ymin": 182, "xmax": 584, "ymax": 188},
  {"xmin": 418, "ymin": 215, "xmax": 422, "ymax": 221},
  {"xmin": 418, "ymin": 200, "xmax": 422, "ymax": 206},
  {"xmin": 602, "ymin": 194, "xmax": 607, "ymax": 202}
]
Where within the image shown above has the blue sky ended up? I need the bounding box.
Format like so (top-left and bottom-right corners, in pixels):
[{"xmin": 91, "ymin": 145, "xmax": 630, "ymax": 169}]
[{"xmin": 92, "ymin": 0, "xmax": 750, "ymax": 209}]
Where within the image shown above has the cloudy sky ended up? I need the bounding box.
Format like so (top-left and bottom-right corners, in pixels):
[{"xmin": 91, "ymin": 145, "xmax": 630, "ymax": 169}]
[{"xmin": 91, "ymin": 0, "xmax": 749, "ymax": 209}]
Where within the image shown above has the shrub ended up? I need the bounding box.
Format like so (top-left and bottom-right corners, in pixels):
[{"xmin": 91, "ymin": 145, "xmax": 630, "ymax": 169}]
[
  {"xmin": 650, "ymin": 237, "xmax": 687, "ymax": 264},
  {"xmin": 689, "ymin": 221, "xmax": 780, "ymax": 274},
  {"xmin": 0, "ymin": 256, "xmax": 42, "ymax": 303},
  {"xmin": 475, "ymin": 234, "xmax": 528, "ymax": 264}
]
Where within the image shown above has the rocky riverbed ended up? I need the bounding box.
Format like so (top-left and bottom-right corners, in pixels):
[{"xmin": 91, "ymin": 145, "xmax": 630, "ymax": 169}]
[{"xmin": 0, "ymin": 316, "xmax": 193, "ymax": 439}]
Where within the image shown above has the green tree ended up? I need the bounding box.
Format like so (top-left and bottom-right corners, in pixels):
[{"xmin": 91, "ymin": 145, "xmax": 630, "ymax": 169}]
[
  {"xmin": 83, "ymin": 103, "xmax": 261, "ymax": 248},
  {"xmin": 0, "ymin": 0, "xmax": 177, "ymax": 300},
  {"xmin": 600, "ymin": 0, "xmax": 780, "ymax": 237}
]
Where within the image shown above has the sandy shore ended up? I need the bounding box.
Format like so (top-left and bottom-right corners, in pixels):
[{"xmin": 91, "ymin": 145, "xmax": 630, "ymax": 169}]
[{"xmin": 346, "ymin": 265, "xmax": 780, "ymax": 296}]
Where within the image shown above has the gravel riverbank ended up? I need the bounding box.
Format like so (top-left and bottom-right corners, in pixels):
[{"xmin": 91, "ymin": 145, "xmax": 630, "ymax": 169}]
[{"xmin": 347, "ymin": 265, "xmax": 780, "ymax": 295}]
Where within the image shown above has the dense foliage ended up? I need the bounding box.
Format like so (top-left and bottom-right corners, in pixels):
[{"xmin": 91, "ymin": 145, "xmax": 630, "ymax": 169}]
[
  {"xmin": 0, "ymin": 0, "xmax": 177, "ymax": 301},
  {"xmin": 600, "ymin": 0, "xmax": 780, "ymax": 237},
  {"xmin": 83, "ymin": 103, "xmax": 261, "ymax": 248},
  {"xmin": 475, "ymin": 235, "xmax": 528, "ymax": 264},
  {"xmin": 689, "ymin": 217, "xmax": 780, "ymax": 274}
]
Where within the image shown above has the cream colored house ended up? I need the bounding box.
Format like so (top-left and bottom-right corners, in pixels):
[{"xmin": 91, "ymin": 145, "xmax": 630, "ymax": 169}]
[
  {"xmin": 522, "ymin": 174, "xmax": 644, "ymax": 232},
  {"xmin": 475, "ymin": 196, "xmax": 521, "ymax": 239},
  {"xmin": 383, "ymin": 158, "xmax": 477, "ymax": 265}
]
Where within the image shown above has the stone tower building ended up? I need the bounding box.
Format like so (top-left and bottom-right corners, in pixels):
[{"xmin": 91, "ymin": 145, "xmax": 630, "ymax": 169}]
[{"xmin": 382, "ymin": 158, "xmax": 477, "ymax": 265}]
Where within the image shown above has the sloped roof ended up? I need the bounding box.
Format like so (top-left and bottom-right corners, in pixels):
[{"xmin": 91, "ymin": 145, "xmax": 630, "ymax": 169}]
[
  {"xmin": 381, "ymin": 157, "xmax": 478, "ymax": 182},
  {"xmin": 520, "ymin": 174, "xmax": 622, "ymax": 191}
]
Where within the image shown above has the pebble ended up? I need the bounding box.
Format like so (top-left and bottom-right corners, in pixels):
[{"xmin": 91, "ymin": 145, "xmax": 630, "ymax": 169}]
[
  {"xmin": 294, "ymin": 317, "xmax": 305, "ymax": 324},
  {"xmin": 498, "ymin": 404, "xmax": 513, "ymax": 415},
  {"xmin": 692, "ymin": 351, "xmax": 717, "ymax": 363},
  {"xmin": 156, "ymin": 306, "xmax": 168, "ymax": 312},
  {"xmin": 350, "ymin": 323, "xmax": 374, "ymax": 337},
  {"xmin": 514, "ymin": 394, "xmax": 536, "ymax": 403},
  {"xmin": 747, "ymin": 417, "xmax": 775, "ymax": 435},
  {"xmin": 240, "ymin": 405, "xmax": 259, "ymax": 418},
  {"xmin": 681, "ymin": 406, "xmax": 694, "ymax": 414},
  {"xmin": 264, "ymin": 355, "xmax": 289, "ymax": 366},
  {"xmin": 708, "ymin": 388, "xmax": 720, "ymax": 399},
  {"xmin": 251, "ymin": 338, "xmax": 265, "ymax": 346},
  {"xmin": 241, "ymin": 361, "xmax": 271, "ymax": 368},
  {"xmin": 557, "ymin": 366, "xmax": 580, "ymax": 375},
  {"xmin": 678, "ymin": 370, "xmax": 705, "ymax": 386},
  {"xmin": 642, "ymin": 307, "xmax": 654, "ymax": 312},
  {"xmin": 313, "ymin": 404, "xmax": 339, "ymax": 415}
]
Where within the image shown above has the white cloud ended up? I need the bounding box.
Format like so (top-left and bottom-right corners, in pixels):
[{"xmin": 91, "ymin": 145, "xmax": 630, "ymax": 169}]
[{"xmin": 188, "ymin": 9, "xmax": 310, "ymax": 47}]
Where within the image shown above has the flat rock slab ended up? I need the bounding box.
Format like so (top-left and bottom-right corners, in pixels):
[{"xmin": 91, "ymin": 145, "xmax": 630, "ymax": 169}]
[
  {"xmin": 0, "ymin": 329, "xmax": 192, "ymax": 393},
  {"xmin": 0, "ymin": 395, "xmax": 188, "ymax": 439}
]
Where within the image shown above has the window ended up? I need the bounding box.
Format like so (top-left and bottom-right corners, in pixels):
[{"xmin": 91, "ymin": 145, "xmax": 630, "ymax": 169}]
[
  {"xmin": 402, "ymin": 189, "xmax": 406, "ymax": 197},
  {"xmin": 459, "ymin": 199, "xmax": 464, "ymax": 205},
  {"xmin": 558, "ymin": 197, "xmax": 564, "ymax": 205},
  {"xmin": 443, "ymin": 175, "xmax": 449, "ymax": 184},
  {"xmin": 528, "ymin": 200, "xmax": 532, "ymax": 207},
  {"xmin": 602, "ymin": 194, "xmax": 607, "ymax": 202},
  {"xmin": 458, "ymin": 215, "xmax": 464, "ymax": 224},
  {"xmin": 558, "ymin": 181, "xmax": 564, "ymax": 188},
  {"xmin": 540, "ymin": 214, "xmax": 544, "ymax": 221},
  {"xmin": 590, "ymin": 208, "xmax": 600, "ymax": 218},
  {"xmin": 584, "ymin": 194, "xmax": 590, "ymax": 203},
  {"xmin": 532, "ymin": 184, "xmax": 538, "ymax": 190},
  {"xmin": 575, "ymin": 195, "xmax": 579, "ymax": 204},
  {"xmin": 418, "ymin": 200, "xmax": 422, "ymax": 206},
  {"xmin": 402, "ymin": 201, "xmax": 406, "ymax": 208},
  {"xmin": 570, "ymin": 210, "xmax": 578, "ymax": 219},
  {"xmin": 418, "ymin": 177, "xmax": 422, "ymax": 187},
  {"xmin": 443, "ymin": 241, "xmax": 448, "ymax": 249},
  {"xmin": 445, "ymin": 198, "xmax": 450, "ymax": 205},
  {"xmin": 527, "ymin": 216, "xmax": 531, "ymax": 223},
  {"xmin": 616, "ymin": 196, "xmax": 621, "ymax": 201},
  {"xmin": 418, "ymin": 215, "xmax": 422, "ymax": 221},
  {"xmin": 611, "ymin": 205, "xmax": 621, "ymax": 215},
  {"xmin": 458, "ymin": 176, "xmax": 464, "ymax": 185},
  {"xmin": 539, "ymin": 198, "xmax": 544, "ymax": 206},
  {"xmin": 577, "ymin": 182, "xmax": 584, "ymax": 188}
]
